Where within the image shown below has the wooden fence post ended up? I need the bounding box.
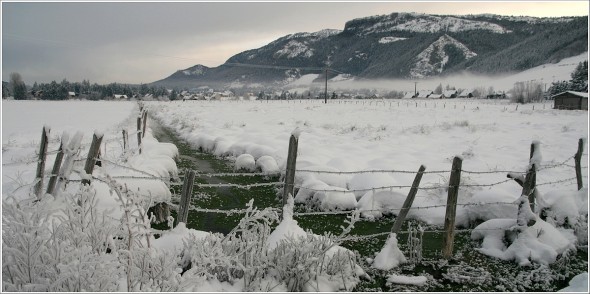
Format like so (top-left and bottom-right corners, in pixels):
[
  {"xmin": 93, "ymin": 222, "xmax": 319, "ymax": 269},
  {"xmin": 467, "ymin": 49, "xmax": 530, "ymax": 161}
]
[
  {"xmin": 81, "ymin": 132, "xmax": 104, "ymax": 185},
  {"xmin": 391, "ymin": 165, "xmax": 426, "ymax": 233},
  {"xmin": 575, "ymin": 138, "xmax": 584, "ymax": 190},
  {"xmin": 34, "ymin": 126, "xmax": 50, "ymax": 199},
  {"xmin": 522, "ymin": 142, "xmax": 538, "ymax": 211},
  {"xmin": 137, "ymin": 116, "xmax": 142, "ymax": 154},
  {"xmin": 442, "ymin": 156, "xmax": 462, "ymax": 259},
  {"xmin": 46, "ymin": 136, "xmax": 65, "ymax": 195},
  {"xmin": 122, "ymin": 129, "xmax": 128, "ymax": 151},
  {"xmin": 176, "ymin": 169, "xmax": 196, "ymax": 226},
  {"xmin": 142, "ymin": 110, "xmax": 148, "ymax": 138},
  {"xmin": 282, "ymin": 134, "xmax": 299, "ymax": 208}
]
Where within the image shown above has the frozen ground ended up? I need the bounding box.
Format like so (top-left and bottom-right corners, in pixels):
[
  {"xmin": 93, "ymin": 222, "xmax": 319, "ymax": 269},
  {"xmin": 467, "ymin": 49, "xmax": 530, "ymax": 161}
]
[
  {"xmin": 2, "ymin": 99, "xmax": 587, "ymax": 291},
  {"xmin": 147, "ymin": 98, "xmax": 588, "ymax": 268}
]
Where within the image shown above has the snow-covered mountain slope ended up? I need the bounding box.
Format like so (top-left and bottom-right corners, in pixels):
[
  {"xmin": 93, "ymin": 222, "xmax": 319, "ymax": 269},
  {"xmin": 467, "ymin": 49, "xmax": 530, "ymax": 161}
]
[
  {"xmin": 410, "ymin": 34, "xmax": 477, "ymax": 78},
  {"xmin": 181, "ymin": 64, "xmax": 208, "ymax": 76},
  {"xmin": 345, "ymin": 12, "xmax": 508, "ymax": 35},
  {"xmin": 153, "ymin": 12, "xmax": 587, "ymax": 88}
]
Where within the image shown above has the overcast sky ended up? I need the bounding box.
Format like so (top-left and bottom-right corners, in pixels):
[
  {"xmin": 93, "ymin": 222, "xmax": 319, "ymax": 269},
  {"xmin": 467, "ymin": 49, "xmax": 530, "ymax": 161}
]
[{"xmin": 2, "ymin": 1, "xmax": 588, "ymax": 85}]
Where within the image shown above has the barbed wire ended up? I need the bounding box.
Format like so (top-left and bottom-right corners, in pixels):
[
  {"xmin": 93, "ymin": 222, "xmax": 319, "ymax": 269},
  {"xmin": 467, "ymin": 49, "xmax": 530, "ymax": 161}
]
[
  {"xmin": 194, "ymin": 182, "xmax": 284, "ymax": 189},
  {"xmin": 292, "ymin": 201, "xmax": 518, "ymax": 216},
  {"xmin": 339, "ymin": 226, "xmax": 521, "ymax": 242},
  {"xmin": 98, "ymin": 156, "xmax": 160, "ymax": 178},
  {"xmin": 535, "ymin": 177, "xmax": 578, "ymax": 186},
  {"xmin": 295, "ymin": 168, "xmax": 448, "ymax": 175},
  {"xmin": 187, "ymin": 205, "xmax": 280, "ymax": 215},
  {"xmin": 194, "ymin": 171, "xmax": 282, "ymax": 178},
  {"xmin": 2, "ymin": 157, "xmax": 41, "ymax": 166}
]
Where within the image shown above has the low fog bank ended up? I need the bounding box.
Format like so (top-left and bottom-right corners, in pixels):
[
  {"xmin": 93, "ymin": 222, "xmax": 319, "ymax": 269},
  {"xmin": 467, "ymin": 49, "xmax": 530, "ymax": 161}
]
[{"xmin": 282, "ymin": 52, "xmax": 588, "ymax": 94}]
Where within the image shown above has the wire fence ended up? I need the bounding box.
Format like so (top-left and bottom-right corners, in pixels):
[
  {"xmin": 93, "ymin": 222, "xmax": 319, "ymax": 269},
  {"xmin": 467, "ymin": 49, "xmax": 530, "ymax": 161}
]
[{"xmin": 10, "ymin": 107, "xmax": 586, "ymax": 249}]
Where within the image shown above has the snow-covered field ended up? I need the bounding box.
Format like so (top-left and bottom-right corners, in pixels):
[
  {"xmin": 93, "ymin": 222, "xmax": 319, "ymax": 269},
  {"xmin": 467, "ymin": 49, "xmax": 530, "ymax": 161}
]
[
  {"xmin": 148, "ymin": 98, "xmax": 588, "ymax": 268},
  {"xmin": 2, "ymin": 99, "xmax": 588, "ymax": 291}
]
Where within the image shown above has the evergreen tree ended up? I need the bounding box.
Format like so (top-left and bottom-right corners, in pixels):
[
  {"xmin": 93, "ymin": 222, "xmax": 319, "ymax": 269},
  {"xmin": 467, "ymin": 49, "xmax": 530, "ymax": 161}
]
[
  {"xmin": 569, "ymin": 61, "xmax": 588, "ymax": 92},
  {"xmin": 10, "ymin": 72, "xmax": 27, "ymax": 100},
  {"xmin": 434, "ymin": 83, "xmax": 443, "ymax": 94}
]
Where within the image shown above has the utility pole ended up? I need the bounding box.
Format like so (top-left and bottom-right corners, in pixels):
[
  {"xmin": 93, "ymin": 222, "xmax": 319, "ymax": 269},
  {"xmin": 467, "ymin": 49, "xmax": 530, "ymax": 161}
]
[
  {"xmin": 414, "ymin": 81, "xmax": 418, "ymax": 97},
  {"xmin": 324, "ymin": 68, "xmax": 328, "ymax": 104}
]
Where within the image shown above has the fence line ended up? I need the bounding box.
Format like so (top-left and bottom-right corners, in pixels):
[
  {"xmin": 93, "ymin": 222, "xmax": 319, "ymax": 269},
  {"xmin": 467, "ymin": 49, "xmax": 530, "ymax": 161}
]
[
  {"xmin": 195, "ymin": 182, "xmax": 284, "ymax": 189},
  {"xmin": 177, "ymin": 200, "xmax": 518, "ymax": 217}
]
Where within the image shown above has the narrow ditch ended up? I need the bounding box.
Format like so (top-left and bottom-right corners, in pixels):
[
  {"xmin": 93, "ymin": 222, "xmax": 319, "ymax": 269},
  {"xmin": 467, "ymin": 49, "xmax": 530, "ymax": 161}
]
[
  {"xmin": 148, "ymin": 116, "xmax": 587, "ymax": 292},
  {"xmin": 149, "ymin": 117, "xmax": 282, "ymax": 235}
]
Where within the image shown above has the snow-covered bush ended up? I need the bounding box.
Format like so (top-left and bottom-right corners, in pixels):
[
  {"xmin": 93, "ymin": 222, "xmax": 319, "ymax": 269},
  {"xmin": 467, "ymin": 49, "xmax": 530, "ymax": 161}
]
[{"xmin": 2, "ymin": 186, "xmax": 120, "ymax": 292}]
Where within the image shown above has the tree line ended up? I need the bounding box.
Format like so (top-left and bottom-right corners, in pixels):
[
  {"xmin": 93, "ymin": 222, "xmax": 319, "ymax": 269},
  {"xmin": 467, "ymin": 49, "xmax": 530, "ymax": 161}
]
[{"xmin": 3, "ymin": 73, "xmax": 169, "ymax": 100}]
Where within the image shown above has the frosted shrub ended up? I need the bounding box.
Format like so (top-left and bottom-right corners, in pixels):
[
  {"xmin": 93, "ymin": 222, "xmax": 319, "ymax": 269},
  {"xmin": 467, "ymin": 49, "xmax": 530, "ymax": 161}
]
[
  {"xmin": 266, "ymin": 234, "xmax": 363, "ymax": 292},
  {"xmin": 2, "ymin": 196, "xmax": 53, "ymax": 291},
  {"xmin": 179, "ymin": 200, "xmax": 279, "ymax": 291},
  {"xmin": 2, "ymin": 186, "xmax": 120, "ymax": 292}
]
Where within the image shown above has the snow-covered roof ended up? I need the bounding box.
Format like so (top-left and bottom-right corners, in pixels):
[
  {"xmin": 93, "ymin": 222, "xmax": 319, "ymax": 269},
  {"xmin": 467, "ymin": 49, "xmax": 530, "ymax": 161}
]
[
  {"xmin": 429, "ymin": 94, "xmax": 443, "ymax": 99},
  {"xmin": 458, "ymin": 89, "xmax": 473, "ymax": 97},
  {"xmin": 416, "ymin": 90, "xmax": 433, "ymax": 98},
  {"xmin": 443, "ymin": 90, "xmax": 457, "ymax": 96},
  {"xmin": 402, "ymin": 92, "xmax": 415, "ymax": 99},
  {"xmin": 552, "ymin": 91, "xmax": 588, "ymax": 98}
]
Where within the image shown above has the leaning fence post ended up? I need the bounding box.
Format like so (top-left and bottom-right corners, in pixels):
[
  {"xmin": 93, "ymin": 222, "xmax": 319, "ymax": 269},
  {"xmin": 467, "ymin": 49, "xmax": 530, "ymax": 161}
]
[
  {"xmin": 283, "ymin": 133, "xmax": 299, "ymax": 208},
  {"xmin": 34, "ymin": 126, "xmax": 50, "ymax": 199},
  {"xmin": 391, "ymin": 165, "xmax": 426, "ymax": 233},
  {"xmin": 522, "ymin": 142, "xmax": 538, "ymax": 211},
  {"xmin": 575, "ymin": 138, "xmax": 584, "ymax": 190},
  {"xmin": 82, "ymin": 132, "xmax": 104, "ymax": 185},
  {"xmin": 142, "ymin": 110, "xmax": 148, "ymax": 138},
  {"xmin": 176, "ymin": 169, "xmax": 196, "ymax": 226},
  {"xmin": 137, "ymin": 116, "xmax": 142, "ymax": 154},
  {"xmin": 442, "ymin": 156, "xmax": 462, "ymax": 259},
  {"xmin": 122, "ymin": 129, "xmax": 128, "ymax": 151},
  {"xmin": 46, "ymin": 135, "xmax": 65, "ymax": 195}
]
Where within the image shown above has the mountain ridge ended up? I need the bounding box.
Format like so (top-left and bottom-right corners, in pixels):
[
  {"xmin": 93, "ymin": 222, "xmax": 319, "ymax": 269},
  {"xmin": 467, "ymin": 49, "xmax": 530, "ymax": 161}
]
[{"xmin": 152, "ymin": 12, "xmax": 588, "ymax": 89}]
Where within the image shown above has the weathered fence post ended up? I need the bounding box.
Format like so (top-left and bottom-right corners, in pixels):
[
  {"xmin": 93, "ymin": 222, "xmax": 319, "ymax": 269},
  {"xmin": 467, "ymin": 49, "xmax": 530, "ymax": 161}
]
[
  {"xmin": 176, "ymin": 169, "xmax": 196, "ymax": 226},
  {"xmin": 575, "ymin": 138, "xmax": 584, "ymax": 190},
  {"xmin": 81, "ymin": 132, "xmax": 104, "ymax": 185},
  {"xmin": 442, "ymin": 156, "xmax": 462, "ymax": 259},
  {"xmin": 137, "ymin": 116, "xmax": 142, "ymax": 154},
  {"xmin": 34, "ymin": 126, "xmax": 50, "ymax": 199},
  {"xmin": 142, "ymin": 110, "xmax": 148, "ymax": 138},
  {"xmin": 122, "ymin": 129, "xmax": 128, "ymax": 151},
  {"xmin": 391, "ymin": 165, "xmax": 426, "ymax": 233},
  {"xmin": 522, "ymin": 142, "xmax": 538, "ymax": 211},
  {"xmin": 46, "ymin": 135, "xmax": 65, "ymax": 195},
  {"xmin": 282, "ymin": 134, "xmax": 299, "ymax": 208}
]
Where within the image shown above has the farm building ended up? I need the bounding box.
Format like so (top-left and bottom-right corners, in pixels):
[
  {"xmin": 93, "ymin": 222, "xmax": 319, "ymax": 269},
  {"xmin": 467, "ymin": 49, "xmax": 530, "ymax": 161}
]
[
  {"xmin": 552, "ymin": 91, "xmax": 588, "ymax": 110},
  {"xmin": 486, "ymin": 91, "xmax": 506, "ymax": 99},
  {"xmin": 402, "ymin": 92, "xmax": 415, "ymax": 99},
  {"xmin": 443, "ymin": 90, "xmax": 458, "ymax": 98},
  {"xmin": 416, "ymin": 90, "xmax": 433, "ymax": 98},
  {"xmin": 458, "ymin": 89, "xmax": 474, "ymax": 98},
  {"xmin": 429, "ymin": 93, "xmax": 443, "ymax": 99}
]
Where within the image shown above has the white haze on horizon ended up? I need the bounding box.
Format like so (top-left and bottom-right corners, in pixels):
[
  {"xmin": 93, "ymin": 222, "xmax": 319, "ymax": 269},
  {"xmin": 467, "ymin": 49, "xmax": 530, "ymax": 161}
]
[{"xmin": 285, "ymin": 52, "xmax": 588, "ymax": 94}]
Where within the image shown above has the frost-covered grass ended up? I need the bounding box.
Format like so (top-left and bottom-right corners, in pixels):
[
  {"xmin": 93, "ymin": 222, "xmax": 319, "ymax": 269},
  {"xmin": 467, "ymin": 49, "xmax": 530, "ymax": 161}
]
[
  {"xmin": 146, "ymin": 98, "xmax": 588, "ymax": 291},
  {"xmin": 2, "ymin": 99, "xmax": 588, "ymax": 292}
]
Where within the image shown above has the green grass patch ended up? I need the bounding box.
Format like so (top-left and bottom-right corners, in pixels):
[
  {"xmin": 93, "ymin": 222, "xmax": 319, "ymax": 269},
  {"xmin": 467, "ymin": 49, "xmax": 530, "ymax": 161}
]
[{"xmin": 152, "ymin": 122, "xmax": 587, "ymax": 292}]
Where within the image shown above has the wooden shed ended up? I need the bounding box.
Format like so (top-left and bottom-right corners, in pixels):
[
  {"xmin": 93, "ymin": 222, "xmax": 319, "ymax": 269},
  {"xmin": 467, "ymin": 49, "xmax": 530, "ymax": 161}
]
[{"xmin": 552, "ymin": 91, "xmax": 588, "ymax": 110}]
